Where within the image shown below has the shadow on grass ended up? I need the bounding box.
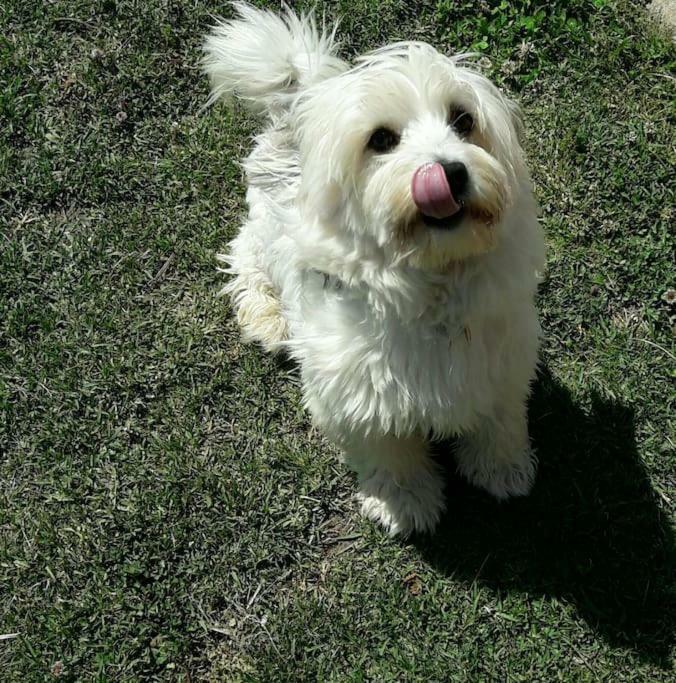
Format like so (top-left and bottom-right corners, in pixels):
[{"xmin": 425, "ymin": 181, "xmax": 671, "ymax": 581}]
[{"xmin": 419, "ymin": 366, "xmax": 675, "ymax": 665}]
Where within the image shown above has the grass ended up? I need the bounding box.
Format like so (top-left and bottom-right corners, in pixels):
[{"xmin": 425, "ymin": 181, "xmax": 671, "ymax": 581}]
[{"xmin": 1, "ymin": 0, "xmax": 674, "ymax": 680}]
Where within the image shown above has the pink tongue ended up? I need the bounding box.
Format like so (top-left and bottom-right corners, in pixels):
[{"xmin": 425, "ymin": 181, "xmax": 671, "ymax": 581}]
[{"xmin": 411, "ymin": 162, "xmax": 460, "ymax": 219}]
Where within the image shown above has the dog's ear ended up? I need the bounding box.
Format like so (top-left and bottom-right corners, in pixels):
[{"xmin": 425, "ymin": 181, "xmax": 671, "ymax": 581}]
[
  {"xmin": 298, "ymin": 178, "xmax": 344, "ymax": 225},
  {"xmin": 505, "ymin": 96, "xmax": 525, "ymax": 145}
]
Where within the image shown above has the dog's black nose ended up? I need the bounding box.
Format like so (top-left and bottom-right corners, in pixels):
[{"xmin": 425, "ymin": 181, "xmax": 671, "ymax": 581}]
[{"xmin": 442, "ymin": 161, "xmax": 469, "ymax": 199}]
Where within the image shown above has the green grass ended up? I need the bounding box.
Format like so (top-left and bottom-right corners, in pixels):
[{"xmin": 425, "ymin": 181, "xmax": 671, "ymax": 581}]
[{"xmin": 1, "ymin": 0, "xmax": 674, "ymax": 680}]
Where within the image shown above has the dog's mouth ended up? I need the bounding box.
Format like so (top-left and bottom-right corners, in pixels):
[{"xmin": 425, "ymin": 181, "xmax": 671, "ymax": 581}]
[
  {"xmin": 420, "ymin": 206, "xmax": 466, "ymax": 230},
  {"xmin": 412, "ymin": 163, "xmax": 468, "ymax": 231}
]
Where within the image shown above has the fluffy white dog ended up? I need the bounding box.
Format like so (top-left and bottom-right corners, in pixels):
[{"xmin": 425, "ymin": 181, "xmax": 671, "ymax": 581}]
[{"xmin": 203, "ymin": 3, "xmax": 545, "ymax": 536}]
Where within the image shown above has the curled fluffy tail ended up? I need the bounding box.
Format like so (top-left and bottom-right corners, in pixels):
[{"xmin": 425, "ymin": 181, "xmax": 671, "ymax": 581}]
[{"xmin": 203, "ymin": 2, "xmax": 345, "ymax": 113}]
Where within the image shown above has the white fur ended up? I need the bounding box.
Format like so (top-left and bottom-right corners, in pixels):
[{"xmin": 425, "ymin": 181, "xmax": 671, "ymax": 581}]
[{"xmin": 204, "ymin": 3, "xmax": 546, "ymax": 536}]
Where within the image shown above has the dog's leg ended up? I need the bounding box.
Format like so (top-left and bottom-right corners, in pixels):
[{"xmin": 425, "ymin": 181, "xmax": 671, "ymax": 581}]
[
  {"xmin": 341, "ymin": 434, "xmax": 446, "ymax": 537},
  {"xmin": 455, "ymin": 401, "xmax": 536, "ymax": 499},
  {"xmin": 230, "ymin": 270, "xmax": 287, "ymax": 352},
  {"xmin": 223, "ymin": 226, "xmax": 288, "ymax": 353}
]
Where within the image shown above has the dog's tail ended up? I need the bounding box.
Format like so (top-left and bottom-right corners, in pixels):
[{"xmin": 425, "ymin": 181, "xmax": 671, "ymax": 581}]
[{"xmin": 203, "ymin": 2, "xmax": 346, "ymax": 113}]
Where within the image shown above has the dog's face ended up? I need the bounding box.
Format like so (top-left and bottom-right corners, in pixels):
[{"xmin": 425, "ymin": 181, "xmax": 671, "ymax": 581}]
[{"xmin": 295, "ymin": 43, "xmax": 526, "ymax": 270}]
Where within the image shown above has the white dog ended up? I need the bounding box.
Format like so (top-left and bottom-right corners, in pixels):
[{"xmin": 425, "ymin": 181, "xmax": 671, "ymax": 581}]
[{"xmin": 203, "ymin": 3, "xmax": 545, "ymax": 536}]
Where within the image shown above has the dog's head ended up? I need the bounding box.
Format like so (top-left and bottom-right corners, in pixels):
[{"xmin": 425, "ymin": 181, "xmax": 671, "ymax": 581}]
[{"xmin": 294, "ymin": 43, "xmax": 527, "ymax": 271}]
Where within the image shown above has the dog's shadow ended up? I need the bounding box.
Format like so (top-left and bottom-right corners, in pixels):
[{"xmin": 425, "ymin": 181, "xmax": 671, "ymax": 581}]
[{"xmin": 419, "ymin": 366, "xmax": 675, "ymax": 665}]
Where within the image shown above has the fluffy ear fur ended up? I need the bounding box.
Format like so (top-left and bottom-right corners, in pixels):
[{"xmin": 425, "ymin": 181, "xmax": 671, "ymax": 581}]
[
  {"xmin": 506, "ymin": 97, "xmax": 525, "ymax": 144},
  {"xmin": 202, "ymin": 2, "xmax": 347, "ymax": 113}
]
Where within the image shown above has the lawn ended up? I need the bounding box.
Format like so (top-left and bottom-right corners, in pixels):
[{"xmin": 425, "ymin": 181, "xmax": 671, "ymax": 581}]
[{"xmin": 1, "ymin": 0, "xmax": 674, "ymax": 680}]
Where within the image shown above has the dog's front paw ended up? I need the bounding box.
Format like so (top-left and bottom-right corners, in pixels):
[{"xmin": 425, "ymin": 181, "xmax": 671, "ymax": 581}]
[
  {"xmin": 456, "ymin": 442, "xmax": 537, "ymax": 500},
  {"xmin": 357, "ymin": 465, "xmax": 446, "ymax": 537}
]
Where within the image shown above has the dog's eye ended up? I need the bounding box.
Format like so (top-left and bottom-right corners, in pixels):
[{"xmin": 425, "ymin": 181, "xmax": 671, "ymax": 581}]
[
  {"xmin": 449, "ymin": 108, "xmax": 474, "ymax": 137},
  {"xmin": 367, "ymin": 127, "xmax": 400, "ymax": 153}
]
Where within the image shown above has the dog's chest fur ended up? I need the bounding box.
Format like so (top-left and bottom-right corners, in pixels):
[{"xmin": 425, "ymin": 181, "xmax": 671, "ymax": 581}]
[{"xmin": 292, "ymin": 263, "xmax": 535, "ymax": 438}]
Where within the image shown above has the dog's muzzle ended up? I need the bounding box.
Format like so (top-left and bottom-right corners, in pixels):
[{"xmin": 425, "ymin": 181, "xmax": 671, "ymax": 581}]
[{"xmin": 411, "ymin": 161, "xmax": 469, "ymax": 229}]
